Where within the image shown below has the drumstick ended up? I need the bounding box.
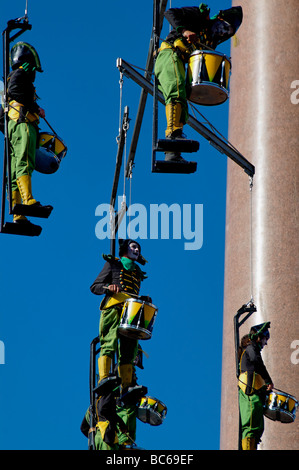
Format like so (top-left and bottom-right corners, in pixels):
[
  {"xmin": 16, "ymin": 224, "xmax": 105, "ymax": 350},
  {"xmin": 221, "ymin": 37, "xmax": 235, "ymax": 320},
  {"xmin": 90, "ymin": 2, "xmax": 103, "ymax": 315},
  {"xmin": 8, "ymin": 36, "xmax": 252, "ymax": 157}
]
[
  {"xmin": 103, "ymin": 285, "xmax": 141, "ymax": 299},
  {"xmin": 42, "ymin": 116, "xmax": 58, "ymax": 136}
]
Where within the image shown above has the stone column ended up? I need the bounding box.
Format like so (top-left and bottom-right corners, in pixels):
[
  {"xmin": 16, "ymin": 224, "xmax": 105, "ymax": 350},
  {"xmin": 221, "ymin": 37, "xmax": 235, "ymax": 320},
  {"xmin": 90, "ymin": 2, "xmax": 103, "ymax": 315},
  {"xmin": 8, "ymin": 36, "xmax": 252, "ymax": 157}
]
[{"xmin": 220, "ymin": 0, "xmax": 299, "ymax": 450}]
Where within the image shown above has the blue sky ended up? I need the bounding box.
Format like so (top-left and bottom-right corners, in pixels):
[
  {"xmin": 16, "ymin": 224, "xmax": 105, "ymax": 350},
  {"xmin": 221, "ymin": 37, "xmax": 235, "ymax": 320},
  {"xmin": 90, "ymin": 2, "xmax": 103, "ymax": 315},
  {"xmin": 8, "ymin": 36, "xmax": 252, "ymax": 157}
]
[{"xmin": 0, "ymin": 0, "xmax": 233, "ymax": 450}]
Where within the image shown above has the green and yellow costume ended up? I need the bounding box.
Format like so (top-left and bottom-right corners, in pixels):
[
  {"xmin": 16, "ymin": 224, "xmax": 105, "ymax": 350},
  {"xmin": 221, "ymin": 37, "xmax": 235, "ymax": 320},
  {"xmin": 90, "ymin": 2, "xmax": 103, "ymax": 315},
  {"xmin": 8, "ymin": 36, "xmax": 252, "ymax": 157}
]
[
  {"xmin": 90, "ymin": 240, "xmax": 147, "ymax": 398},
  {"xmin": 7, "ymin": 42, "xmax": 47, "ymax": 223},
  {"xmin": 238, "ymin": 322, "xmax": 273, "ymax": 450},
  {"xmin": 155, "ymin": 4, "xmax": 242, "ymax": 156}
]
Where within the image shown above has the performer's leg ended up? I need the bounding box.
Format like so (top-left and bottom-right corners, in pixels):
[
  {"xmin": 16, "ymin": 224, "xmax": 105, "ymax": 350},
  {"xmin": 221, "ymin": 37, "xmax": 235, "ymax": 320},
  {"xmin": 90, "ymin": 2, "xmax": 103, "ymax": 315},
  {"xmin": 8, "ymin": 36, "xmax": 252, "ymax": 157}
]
[
  {"xmin": 11, "ymin": 189, "xmax": 28, "ymax": 223},
  {"xmin": 95, "ymin": 307, "xmax": 121, "ymax": 395},
  {"xmin": 118, "ymin": 337, "xmax": 147, "ymax": 404},
  {"xmin": 239, "ymin": 389, "xmax": 263, "ymax": 450},
  {"xmin": 155, "ymin": 49, "xmax": 189, "ymax": 162},
  {"xmin": 116, "ymin": 402, "xmax": 137, "ymax": 448},
  {"xmin": 10, "ymin": 122, "xmax": 38, "ymax": 205},
  {"xmin": 242, "ymin": 436, "xmax": 256, "ymax": 450},
  {"xmin": 8, "ymin": 121, "xmax": 30, "ymax": 222}
]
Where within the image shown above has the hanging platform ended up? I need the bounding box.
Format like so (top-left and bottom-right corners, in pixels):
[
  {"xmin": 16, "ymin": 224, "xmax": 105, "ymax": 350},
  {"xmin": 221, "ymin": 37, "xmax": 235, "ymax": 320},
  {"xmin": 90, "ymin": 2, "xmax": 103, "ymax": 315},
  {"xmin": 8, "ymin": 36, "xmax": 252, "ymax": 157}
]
[
  {"xmin": 155, "ymin": 138, "xmax": 199, "ymax": 153},
  {"xmin": 12, "ymin": 203, "xmax": 53, "ymax": 219},
  {"xmin": 153, "ymin": 159, "xmax": 197, "ymax": 174},
  {"xmin": 1, "ymin": 221, "xmax": 42, "ymax": 237},
  {"xmin": 153, "ymin": 138, "xmax": 199, "ymax": 174}
]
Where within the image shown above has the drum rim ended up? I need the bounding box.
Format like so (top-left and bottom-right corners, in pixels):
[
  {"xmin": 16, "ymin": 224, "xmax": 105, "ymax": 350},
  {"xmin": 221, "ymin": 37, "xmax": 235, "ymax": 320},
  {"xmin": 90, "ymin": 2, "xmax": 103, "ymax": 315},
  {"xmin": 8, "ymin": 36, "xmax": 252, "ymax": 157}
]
[
  {"xmin": 189, "ymin": 81, "xmax": 230, "ymax": 92},
  {"xmin": 39, "ymin": 131, "xmax": 67, "ymax": 157},
  {"xmin": 264, "ymin": 408, "xmax": 295, "ymax": 422},
  {"xmin": 39, "ymin": 131, "xmax": 67, "ymax": 146},
  {"xmin": 267, "ymin": 390, "xmax": 298, "ymax": 403},
  {"xmin": 189, "ymin": 49, "xmax": 231, "ymax": 63},
  {"xmin": 118, "ymin": 324, "xmax": 152, "ymax": 339},
  {"xmin": 124, "ymin": 297, "xmax": 158, "ymax": 310},
  {"xmin": 140, "ymin": 396, "xmax": 167, "ymax": 409},
  {"xmin": 137, "ymin": 408, "xmax": 165, "ymax": 425}
]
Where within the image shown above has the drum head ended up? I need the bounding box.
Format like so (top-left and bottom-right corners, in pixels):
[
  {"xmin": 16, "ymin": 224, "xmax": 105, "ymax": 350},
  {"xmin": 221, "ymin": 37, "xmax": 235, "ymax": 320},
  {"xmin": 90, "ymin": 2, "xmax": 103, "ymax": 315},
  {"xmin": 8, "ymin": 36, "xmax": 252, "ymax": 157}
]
[
  {"xmin": 264, "ymin": 392, "xmax": 298, "ymax": 423},
  {"xmin": 35, "ymin": 147, "xmax": 60, "ymax": 174},
  {"xmin": 137, "ymin": 396, "xmax": 167, "ymax": 426},
  {"xmin": 264, "ymin": 407, "xmax": 295, "ymax": 423},
  {"xmin": 188, "ymin": 82, "xmax": 229, "ymax": 106},
  {"xmin": 137, "ymin": 408, "xmax": 163, "ymax": 426}
]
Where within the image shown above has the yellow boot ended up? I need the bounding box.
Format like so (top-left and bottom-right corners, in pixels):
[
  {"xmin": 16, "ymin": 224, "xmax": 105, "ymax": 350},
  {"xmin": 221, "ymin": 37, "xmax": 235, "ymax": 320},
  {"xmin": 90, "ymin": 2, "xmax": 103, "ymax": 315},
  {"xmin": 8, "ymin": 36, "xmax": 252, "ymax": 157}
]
[
  {"xmin": 94, "ymin": 355, "xmax": 120, "ymax": 396},
  {"xmin": 165, "ymin": 102, "xmax": 184, "ymax": 138},
  {"xmin": 98, "ymin": 355, "xmax": 112, "ymax": 383},
  {"xmin": 16, "ymin": 174, "xmax": 39, "ymax": 206},
  {"xmin": 164, "ymin": 102, "xmax": 188, "ymax": 162},
  {"xmin": 12, "ymin": 189, "xmax": 28, "ymax": 223},
  {"xmin": 118, "ymin": 364, "xmax": 133, "ymax": 390},
  {"xmin": 242, "ymin": 436, "xmax": 256, "ymax": 450},
  {"xmin": 119, "ymin": 363, "xmax": 147, "ymax": 405}
]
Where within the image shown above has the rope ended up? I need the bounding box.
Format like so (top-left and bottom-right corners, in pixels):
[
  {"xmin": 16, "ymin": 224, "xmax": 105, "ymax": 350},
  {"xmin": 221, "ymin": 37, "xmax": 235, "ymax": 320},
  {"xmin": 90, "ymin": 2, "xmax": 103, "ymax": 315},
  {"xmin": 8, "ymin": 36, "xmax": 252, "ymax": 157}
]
[
  {"xmin": 117, "ymin": 71, "xmax": 124, "ymax": 145},
  {"xmin": 115, "ymin": 69, "xmax": 134, "ymax": 238},
  {"xmin": 249, "ymin": 176, "xmax": 254, "ymax": 304}
]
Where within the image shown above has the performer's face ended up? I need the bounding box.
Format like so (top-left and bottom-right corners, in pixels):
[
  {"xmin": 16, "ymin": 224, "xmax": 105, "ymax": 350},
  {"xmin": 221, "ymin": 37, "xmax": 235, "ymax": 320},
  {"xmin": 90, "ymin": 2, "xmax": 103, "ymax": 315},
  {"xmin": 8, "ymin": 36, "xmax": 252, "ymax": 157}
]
[
  {"xmin": 260, "ymin": 336, "xmax": 268, "ymax": 349},
  {"xmin": 126, "ymin": 242, "xmax": 140, "ymax": 261}
]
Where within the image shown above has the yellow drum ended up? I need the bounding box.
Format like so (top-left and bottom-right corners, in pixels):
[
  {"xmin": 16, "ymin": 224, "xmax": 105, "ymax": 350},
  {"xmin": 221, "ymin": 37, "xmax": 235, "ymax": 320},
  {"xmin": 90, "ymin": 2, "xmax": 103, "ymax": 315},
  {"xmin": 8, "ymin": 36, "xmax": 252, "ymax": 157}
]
[
  {"xmin": 35, "ymin": 132, "xmax": 67, "ymax": 174},
  {"xmin": 118, "ymin": 298, "xmax": 158, "ymax": 340},
  {"xmin": 187, "ymin": 50, "xmax": 231, "ymax": 106},
  {"xmin": 264, "ymin": 390, "xmax": 298, "ymax": 423},
  {"xmin": 137, "ymin": 396, "xmax": 167, "ymax": 426}
]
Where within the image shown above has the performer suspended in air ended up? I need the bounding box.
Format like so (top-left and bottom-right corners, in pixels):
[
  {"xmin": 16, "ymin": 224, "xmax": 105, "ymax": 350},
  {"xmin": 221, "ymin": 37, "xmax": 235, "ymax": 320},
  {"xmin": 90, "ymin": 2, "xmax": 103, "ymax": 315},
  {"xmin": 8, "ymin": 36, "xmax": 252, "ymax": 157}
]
[
  {"xmin": 238, "ymin": 322, "xmax": 274, "ymax": 450},
  {"xmin": 154, "ymin": 3, "xmax": 243, "ymax": 163},
  {"xmin": 7, "ymin": 41, "xmax": 52, "ymax": 224},
  {"xmin": 81, "ymin": 348, "xmax": 145, "ymax": 451},
  {"xmin": 81, "ymin": 390, "xmax": 140, "ymax": 450},
  {"xmin": 90, "ymin": 239, "xmax": 149, "ymax": 404}
]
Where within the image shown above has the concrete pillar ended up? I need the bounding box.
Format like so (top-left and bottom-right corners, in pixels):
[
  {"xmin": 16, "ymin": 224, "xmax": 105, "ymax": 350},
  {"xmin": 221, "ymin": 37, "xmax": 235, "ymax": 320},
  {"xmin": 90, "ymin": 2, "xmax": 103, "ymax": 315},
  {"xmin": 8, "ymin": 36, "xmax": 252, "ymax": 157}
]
[{"xmin": 220, "ymin": 0, "xmax": 299, "ymax": 450}]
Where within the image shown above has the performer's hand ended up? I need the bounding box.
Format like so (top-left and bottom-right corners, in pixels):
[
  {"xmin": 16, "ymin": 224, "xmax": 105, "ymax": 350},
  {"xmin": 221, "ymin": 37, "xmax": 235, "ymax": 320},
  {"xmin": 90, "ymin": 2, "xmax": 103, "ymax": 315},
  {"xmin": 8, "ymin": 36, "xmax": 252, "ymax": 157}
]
[
  {"xmin": 266, "ymin": 383, "xmax": 274, "ymax": 392},
  {"xmin": 182, "ymin": 30, "xmax": 198, "ymax": 43},
  {"xmin": 108, "ymin": 284, "xmax": 120, "ymax": 293},
  {"xmin": 38, "ymin": 107, "xmax": 45, "ymax": 118}
]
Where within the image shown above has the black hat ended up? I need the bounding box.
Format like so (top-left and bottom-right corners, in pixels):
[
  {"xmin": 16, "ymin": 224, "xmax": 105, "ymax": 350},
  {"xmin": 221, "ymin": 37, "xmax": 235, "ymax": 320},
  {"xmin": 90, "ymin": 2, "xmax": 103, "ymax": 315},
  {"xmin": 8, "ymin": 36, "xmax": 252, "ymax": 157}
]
[
  {"xmin": 249, "ymin": 322, "xmax": 271, "ymax": 341},
  {"xmin": 10, "ymin": 42, "xmax": 43, "ymax": 72},
  {"xmin": 210, "ymin": 6, "xmax": 243, "ymax": 46}
]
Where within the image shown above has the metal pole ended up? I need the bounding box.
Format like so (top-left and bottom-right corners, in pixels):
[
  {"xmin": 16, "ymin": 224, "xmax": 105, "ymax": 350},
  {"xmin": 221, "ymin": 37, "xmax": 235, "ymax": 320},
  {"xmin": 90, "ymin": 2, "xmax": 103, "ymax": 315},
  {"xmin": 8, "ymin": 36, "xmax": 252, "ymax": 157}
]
[
  {"xmin": 1, "ymin": 18, "xmax": 32, "ymax": 229},
  {"xmin": 3, "ymin": 26, "xmax": 12, "ymax": 215},
  {"xmin": 125, "ymin": 0, "xmax": 168, "ymax": 177},
  {"xmin": 88, "ymin": 336, "xmax": 100, "ymax": 450},
  {"xmin": 152, "ymin": 0, "xmax": 160, "ymax": 172}
]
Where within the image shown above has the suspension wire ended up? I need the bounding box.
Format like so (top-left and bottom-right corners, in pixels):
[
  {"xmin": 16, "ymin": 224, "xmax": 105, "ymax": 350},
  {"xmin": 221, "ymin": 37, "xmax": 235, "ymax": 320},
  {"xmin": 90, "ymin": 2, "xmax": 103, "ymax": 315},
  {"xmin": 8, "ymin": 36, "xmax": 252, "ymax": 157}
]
[
  {"xmin": 249, "ymin": 175, "xmax": 254, "ymax": 305},
  {"xmin": 188, "ymin": 102, "xmax": 241, "ymax": 154},
  {"xmin": 110, "ymin": 70, "xmax": 125, "ymax": 242},
  {"xmin": 122, "ymin": 120, "xmax": 127, "ymax": 196},
  {"xmin": 114, "ymin": 69, "xmax": 133, "ymax": 239},
  {"xmin": 117, "ymin": 71, "xmax": 124, "ymax": 145}
]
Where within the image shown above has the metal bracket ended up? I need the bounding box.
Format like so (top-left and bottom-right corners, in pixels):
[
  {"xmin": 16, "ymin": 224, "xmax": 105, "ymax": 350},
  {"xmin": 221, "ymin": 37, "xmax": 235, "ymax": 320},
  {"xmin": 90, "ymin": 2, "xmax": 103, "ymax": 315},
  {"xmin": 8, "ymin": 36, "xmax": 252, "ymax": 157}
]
[{"xmin": 116, "ymin": 58, "xmax": 255, "ymax": 178}]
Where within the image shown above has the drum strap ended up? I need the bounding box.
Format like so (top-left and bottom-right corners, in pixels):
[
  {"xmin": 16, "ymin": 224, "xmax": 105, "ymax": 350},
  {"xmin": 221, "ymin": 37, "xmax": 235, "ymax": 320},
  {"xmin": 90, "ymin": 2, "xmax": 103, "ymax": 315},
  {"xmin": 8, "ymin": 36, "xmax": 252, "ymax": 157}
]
[
  {"xmin": 8, "ymin": 100, "xmax": 39, "ymax": 123},
  {"xmin": 238, "ymin": 350, "xmax": 265, "ymax": 394}
]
